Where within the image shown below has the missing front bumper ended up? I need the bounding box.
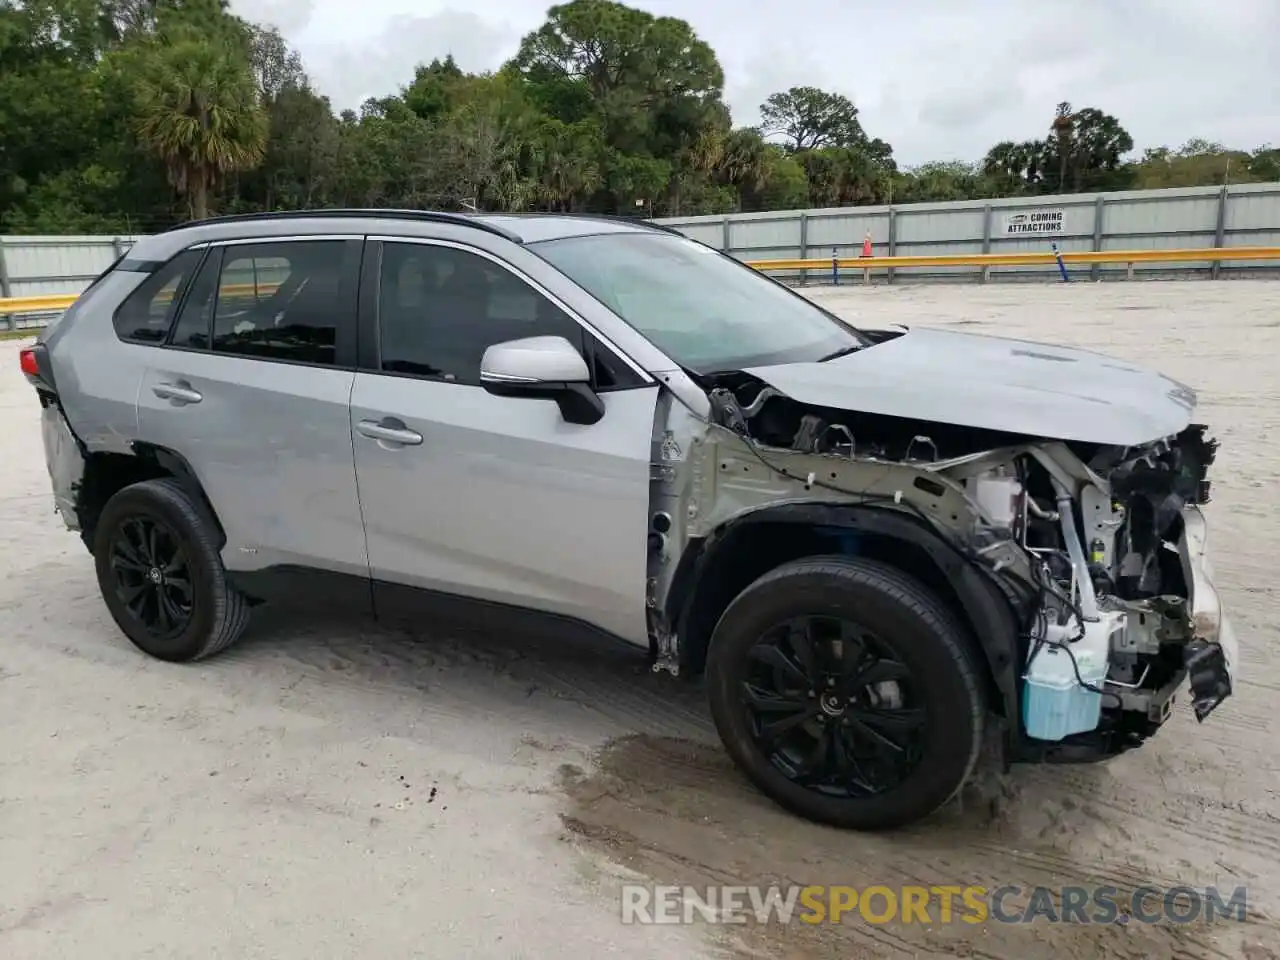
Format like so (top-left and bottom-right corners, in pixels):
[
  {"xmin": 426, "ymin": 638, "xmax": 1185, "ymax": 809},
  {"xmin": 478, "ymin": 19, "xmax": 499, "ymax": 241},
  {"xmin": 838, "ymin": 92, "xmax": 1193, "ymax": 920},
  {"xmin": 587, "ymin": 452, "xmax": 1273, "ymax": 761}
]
[
  {"xmin": 1177, "ymin": 506, "xmax": 1238, "ymax": 721},
  {"xmin": 1185, "ymin": 628, "xmax": 1235, "ymax": 721}
]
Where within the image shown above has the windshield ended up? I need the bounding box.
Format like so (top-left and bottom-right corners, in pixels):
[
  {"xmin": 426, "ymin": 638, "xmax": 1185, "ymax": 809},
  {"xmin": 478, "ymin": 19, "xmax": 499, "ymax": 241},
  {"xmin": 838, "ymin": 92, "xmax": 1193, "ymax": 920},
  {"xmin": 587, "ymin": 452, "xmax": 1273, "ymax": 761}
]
[{"xmin": 530, "ymin": 231, "xmax": 868, "ymax": 372}]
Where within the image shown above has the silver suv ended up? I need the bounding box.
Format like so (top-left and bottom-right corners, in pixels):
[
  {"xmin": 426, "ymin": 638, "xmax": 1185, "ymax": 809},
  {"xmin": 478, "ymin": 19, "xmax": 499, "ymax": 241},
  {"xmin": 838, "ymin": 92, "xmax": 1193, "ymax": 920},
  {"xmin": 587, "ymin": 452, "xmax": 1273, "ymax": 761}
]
[{"xmin": 22, "ymin": 210, "xmax": 1238, "ymax": 830}]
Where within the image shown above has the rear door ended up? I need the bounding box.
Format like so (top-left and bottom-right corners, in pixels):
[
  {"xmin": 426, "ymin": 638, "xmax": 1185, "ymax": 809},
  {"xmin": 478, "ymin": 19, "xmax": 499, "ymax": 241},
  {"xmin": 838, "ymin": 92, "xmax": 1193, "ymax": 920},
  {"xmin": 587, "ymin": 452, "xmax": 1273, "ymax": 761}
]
[
  {"xmin": 349, "ymin": 237, "xmax": 659, "ymax": 645},
  {"xmin": 136, "ymin": 236, "xmax": 370, "ymax": 588}
]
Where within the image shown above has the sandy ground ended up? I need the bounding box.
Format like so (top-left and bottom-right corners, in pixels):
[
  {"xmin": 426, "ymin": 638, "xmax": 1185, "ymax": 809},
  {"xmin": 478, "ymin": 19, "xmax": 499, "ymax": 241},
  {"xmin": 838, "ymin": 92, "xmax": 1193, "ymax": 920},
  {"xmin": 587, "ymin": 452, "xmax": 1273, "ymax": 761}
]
[{"xmin": 2, "ymin": 279, "xmax": 1278, "ymax": 960}]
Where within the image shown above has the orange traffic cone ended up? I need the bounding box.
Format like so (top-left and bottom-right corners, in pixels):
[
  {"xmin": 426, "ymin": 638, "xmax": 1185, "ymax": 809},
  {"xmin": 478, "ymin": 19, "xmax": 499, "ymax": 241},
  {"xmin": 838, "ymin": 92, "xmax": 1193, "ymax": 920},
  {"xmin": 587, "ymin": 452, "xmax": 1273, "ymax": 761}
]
[{"xmin": 861, "ymin": 232, "xmax": 873, "ymax": 257}]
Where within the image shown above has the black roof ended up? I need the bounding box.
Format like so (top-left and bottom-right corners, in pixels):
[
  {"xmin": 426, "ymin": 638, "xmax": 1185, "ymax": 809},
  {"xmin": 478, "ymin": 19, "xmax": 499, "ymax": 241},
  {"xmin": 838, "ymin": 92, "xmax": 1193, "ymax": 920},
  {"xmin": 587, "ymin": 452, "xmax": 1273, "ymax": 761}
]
[
  {"xmin": 166, "ymin": 209, "xmax": 682, "ymax": 244},
  {"xmin": 472, "ymin": 213, "xmax": 686, "ymax": 242},
  {"xmin": 163, "ymin": 208, "xmax": 522, "ymax": 242}
]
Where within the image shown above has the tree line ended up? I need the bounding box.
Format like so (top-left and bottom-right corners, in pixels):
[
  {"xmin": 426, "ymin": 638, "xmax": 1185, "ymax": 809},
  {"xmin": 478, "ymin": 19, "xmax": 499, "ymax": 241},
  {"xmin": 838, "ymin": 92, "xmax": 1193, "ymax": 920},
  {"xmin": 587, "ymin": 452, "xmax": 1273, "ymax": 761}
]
[{"xmin": 2, "ymin": 0, "xmax": 1277, "ymax": 234}]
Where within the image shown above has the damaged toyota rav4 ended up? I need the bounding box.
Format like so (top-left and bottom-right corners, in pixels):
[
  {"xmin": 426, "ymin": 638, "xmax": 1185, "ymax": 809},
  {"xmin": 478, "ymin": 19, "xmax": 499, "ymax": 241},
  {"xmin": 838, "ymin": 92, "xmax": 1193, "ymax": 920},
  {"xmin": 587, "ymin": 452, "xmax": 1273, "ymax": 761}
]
[{"xmin": 23, "ymin": 210, "xmax": 1238, "ymax": 830}]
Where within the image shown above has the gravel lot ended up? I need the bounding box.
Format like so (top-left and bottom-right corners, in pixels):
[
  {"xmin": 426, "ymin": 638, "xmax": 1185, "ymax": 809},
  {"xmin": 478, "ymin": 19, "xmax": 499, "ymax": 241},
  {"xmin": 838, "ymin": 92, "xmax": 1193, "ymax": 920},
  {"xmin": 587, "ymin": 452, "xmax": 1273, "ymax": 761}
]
[{"xmin": 2, "ymin": 280, "xmax": 1277, "ymax": 959}]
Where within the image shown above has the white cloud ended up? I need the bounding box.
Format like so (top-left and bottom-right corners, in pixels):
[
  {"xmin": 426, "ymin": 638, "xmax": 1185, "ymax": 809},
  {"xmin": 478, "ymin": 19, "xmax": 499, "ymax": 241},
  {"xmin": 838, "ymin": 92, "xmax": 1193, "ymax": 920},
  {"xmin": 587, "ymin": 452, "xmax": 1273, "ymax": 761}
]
[
  {"xmin": 310, "ymin": 11, "xmax": 520, "ymax": 108},
  {"xmin": 231, "ymin": 0, "xmax": 1280, "ymax": 165}
]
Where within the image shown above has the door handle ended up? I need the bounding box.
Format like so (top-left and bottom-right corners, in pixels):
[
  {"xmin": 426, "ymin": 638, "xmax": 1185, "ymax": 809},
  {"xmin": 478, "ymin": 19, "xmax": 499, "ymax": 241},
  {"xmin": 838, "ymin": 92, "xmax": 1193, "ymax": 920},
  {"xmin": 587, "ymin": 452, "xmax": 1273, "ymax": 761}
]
[
  {"xmin": 152, "ymin": 381, "xmax": 203, "ymax": 405},
  {"xmin": 356, "ymin": 417, "xmax": 423, "ymax": 447}
]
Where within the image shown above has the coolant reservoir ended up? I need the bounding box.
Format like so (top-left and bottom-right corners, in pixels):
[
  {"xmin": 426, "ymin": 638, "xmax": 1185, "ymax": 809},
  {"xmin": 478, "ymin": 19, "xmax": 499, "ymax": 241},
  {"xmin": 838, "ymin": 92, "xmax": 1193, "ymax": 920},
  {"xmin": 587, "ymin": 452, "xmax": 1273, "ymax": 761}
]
[
  {"xmin": 971, "ymin": 471, "xmax": 1022, "ymax": 530},
  {"xmin": 1022, "ymin": 613, "xmax": 1123, "ymax": 741}
]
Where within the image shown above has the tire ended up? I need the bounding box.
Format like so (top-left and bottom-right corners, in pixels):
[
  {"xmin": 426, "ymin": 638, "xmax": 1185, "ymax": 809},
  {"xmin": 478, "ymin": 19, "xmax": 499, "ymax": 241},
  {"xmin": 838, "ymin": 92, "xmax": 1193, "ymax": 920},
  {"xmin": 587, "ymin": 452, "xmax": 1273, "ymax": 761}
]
[
  {"xmin": 93, "ymin": 477, "xmax": 250, "ymax": 662},
  {"xmin": 706, "ymin": 555, "xmax": 985, "ymax": 830}
]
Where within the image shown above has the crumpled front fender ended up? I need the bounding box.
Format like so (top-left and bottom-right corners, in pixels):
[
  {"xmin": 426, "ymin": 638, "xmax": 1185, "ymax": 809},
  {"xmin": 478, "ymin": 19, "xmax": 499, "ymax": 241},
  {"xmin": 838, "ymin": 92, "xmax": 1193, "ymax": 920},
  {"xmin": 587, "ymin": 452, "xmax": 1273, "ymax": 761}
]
[{"xmin": 671, "ymin": 503, "xmax": 1032, "ymax": 734}]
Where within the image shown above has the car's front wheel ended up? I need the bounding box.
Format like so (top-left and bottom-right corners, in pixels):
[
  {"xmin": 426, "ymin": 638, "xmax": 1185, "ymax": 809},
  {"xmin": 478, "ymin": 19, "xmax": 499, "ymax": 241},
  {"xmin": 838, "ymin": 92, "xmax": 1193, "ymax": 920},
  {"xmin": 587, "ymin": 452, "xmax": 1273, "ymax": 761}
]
[
  {"xmin": 706, "ymin": 555, "xmax": 985, "ymax": 830},
  {"xmin": 93, "ymin": 478, "xmax": 250, "ymax": 662}
]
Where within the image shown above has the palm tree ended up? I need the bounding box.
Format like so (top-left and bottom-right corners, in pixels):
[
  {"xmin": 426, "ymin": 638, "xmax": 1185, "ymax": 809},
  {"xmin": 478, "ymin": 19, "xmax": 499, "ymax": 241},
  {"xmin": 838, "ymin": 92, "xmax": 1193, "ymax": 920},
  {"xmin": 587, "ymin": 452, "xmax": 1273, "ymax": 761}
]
[
  {"xmin": 718, "ymin": 129, "xmax": 769, "ymax": 192},
  {"xmin": 533, "ymin": 121, "xmax": 603, "ymax": 211},
  {"xmin": 687, "ymin": 126, "xmax": 726, "ymax": 175},
  {"xmin": 983, "ymin": 140, "xmax": 1045, "ymax": 193},
  {"xmin": 1051, "ymin": 101, "xmax": 1076, "ymax": 192},
  {"xmin": 134, "ymin": 38, "xmax": 268, "ymax": 220}
]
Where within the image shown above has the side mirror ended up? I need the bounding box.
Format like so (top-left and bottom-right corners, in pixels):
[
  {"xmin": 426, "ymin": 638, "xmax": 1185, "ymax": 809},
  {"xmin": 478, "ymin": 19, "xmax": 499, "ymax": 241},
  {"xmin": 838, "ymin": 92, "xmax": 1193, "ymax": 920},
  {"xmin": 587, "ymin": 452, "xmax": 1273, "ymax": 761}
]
[{"xmin": 479, "ymin": 335, "xmax": 604, "ymax": 426}]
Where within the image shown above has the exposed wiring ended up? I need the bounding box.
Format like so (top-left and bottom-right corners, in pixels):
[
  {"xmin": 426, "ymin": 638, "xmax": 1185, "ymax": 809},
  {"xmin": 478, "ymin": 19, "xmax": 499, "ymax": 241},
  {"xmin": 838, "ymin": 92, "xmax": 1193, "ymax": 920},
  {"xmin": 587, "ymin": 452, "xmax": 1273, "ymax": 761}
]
[
  {"xmin": 1023, "ymin": 541, "xmax": 1123, "ymax": 707},
  {"xmin": 737, "ymin": 424, "xmax": 1122, "ymax": 707},
  {"xmin": 1045, "ymin": 636, "xmax": 1124, "ymax": 707}
]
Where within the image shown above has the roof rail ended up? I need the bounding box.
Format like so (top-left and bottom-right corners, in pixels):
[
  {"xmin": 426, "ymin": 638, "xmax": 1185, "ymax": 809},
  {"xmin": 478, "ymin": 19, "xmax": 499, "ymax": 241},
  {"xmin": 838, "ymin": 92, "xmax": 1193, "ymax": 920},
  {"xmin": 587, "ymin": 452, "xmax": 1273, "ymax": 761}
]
[
  {"xmin": 601, "ymin": 215, "xmax": 686, "ymax": 236},
  {"xmin": 486, "ymin": 211, "xmax": 686, "ymax": 237},
  {"xmin": 636, "ymin": 217, "xmax": 687, "ymax": 235},
  {"xmin": 164, "ymin": 208, "xmax": 524, "ymax": 243}
]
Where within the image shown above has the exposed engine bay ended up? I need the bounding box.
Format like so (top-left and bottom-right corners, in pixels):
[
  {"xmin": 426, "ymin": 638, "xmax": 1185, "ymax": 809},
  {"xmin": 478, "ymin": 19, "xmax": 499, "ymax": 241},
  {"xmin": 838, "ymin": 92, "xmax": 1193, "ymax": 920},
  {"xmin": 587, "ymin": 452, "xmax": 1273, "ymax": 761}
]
[{"xmin": 647, "ymin": 371, "xmax": 1235, "ymax": 761}]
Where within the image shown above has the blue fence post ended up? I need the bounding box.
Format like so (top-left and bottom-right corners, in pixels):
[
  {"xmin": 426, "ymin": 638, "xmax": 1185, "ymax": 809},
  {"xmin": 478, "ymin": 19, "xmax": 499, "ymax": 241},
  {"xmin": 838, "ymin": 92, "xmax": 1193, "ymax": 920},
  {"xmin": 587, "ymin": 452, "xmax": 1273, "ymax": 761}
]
[
  {"xmin": 832, "ymin": 247, "xmax": 838, "ymax": 286},
  {"xmin": 1052, "ymin": 242, "xmax": 1070, "ymax": 282}
]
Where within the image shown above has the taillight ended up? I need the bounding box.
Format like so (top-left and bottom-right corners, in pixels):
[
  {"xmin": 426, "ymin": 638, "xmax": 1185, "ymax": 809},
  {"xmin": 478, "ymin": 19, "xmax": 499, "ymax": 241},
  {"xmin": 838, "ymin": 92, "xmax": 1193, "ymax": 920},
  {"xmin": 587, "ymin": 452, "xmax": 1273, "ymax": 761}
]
[{"xmin": 19, "ymin": 343, "xmax": 56, "ymax": 396}]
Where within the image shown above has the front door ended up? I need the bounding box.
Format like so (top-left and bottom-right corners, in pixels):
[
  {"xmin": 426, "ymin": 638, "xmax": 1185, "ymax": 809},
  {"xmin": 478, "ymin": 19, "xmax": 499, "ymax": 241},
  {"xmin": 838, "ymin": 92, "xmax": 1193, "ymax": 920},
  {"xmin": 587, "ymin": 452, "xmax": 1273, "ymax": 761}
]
[
  {"xmin": 349, "ymin": 238, "xmax": 659, "ymax": 646},
  {"xmin": 136, "ymin": 236, "xmax": 370, "ymax": 586}
]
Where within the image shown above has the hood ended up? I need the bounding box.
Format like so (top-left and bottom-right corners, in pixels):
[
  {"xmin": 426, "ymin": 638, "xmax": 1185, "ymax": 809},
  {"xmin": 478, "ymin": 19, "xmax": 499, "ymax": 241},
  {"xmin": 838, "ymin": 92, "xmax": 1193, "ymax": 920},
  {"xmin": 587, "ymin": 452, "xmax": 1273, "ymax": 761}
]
[{"xmin": 743, "ymin": 326, "xmax": 1197, "ymax": 447}]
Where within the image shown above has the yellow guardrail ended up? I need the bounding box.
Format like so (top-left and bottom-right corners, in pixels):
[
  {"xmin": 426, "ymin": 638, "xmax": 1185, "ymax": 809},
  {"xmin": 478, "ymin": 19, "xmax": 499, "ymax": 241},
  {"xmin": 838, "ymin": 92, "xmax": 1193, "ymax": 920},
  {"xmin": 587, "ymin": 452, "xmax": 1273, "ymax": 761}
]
[
  {"xmin": 748, "ymin": 246, "xmax": 1280, "ymax": 272},
  {"xmin": 0, "ymin": 281, "xmax": 280, "ymax": 318},
  {"xmin": 1, "ymin": 293, "xmax": 81, "ymax": 315},
  {"xmin": 3, "ymin": 247, "xmax": 1279, "ymax": 318}
]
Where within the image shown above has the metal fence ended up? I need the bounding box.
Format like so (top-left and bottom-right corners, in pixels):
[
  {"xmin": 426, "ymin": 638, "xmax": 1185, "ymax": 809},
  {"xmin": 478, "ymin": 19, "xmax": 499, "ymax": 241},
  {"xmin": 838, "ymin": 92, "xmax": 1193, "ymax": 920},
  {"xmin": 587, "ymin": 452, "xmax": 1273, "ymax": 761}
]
[
  {"xmin": 655, "ymin": 181, "xmax": 1280, "ymax": 283},
  {"xmin": 0, "ymin": 234, "xmax": 142, "ymax": 330},
  {"xmin": 2, "ymin": 181, "xmax": 1279, "ymax": 330},
  {"xmin": 0, "ymin": 234, "xmax": 143, "ymax": 299}
]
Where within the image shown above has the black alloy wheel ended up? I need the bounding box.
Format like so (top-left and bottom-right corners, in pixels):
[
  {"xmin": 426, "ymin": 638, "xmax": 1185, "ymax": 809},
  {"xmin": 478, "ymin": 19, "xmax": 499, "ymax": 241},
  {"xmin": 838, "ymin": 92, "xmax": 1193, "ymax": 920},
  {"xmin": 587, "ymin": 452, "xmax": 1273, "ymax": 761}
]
[
  {"xmin": 743, "ymin": 614, "xmax": 926, "ymax": 798},
  {"xmin": 93, "ymin": 477, "xmax": 251, "ymax": 662},
  {"xmin": 107, "ymin": 514, "xmax": 195, "ymax": 640},
  {"xmin": 706, "ymin": 555, "xmax": 986, "ymax": 830}
]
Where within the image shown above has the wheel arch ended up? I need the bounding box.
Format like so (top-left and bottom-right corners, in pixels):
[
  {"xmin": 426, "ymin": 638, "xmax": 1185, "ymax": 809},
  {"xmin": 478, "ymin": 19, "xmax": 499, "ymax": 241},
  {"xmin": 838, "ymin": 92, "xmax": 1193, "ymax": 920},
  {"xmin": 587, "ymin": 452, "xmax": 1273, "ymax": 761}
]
[
  {"xmin": 130, "ymin": 443, "xmax": 226, "ymax": 549},
  {"xmin": 668, "ymin": 504, "xmax": 1025, "ymax": 726},
  {"xmin": 75, "ymin": 442, "xmax": 225, "ymax": 551}
]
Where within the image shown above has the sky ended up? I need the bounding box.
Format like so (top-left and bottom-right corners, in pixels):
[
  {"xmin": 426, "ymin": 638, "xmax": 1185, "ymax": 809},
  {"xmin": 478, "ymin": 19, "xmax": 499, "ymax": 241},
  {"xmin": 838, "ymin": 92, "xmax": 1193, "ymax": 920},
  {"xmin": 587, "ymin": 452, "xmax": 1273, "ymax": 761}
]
[{"xmin": 233, "ymin": 0, "xmax": 1280, "ymax": 167}]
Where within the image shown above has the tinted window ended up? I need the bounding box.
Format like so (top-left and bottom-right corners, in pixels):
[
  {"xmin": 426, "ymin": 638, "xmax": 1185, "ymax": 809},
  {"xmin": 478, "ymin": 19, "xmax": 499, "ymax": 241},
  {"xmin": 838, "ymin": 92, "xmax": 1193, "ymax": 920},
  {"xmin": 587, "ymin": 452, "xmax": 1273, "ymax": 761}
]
[
  {"xmin": 210, "ymin": 241, "xmax": 347, "ymax": 365},
  {"xmin": 112, "ymin": 249, "xmax": 202, "ymax": 343},
  {"xmin": 531, "ymin": 232, "xmax": 870, "ymax": 372},
  {"xmin": 168, "ymin": 248, "xmax": 221, "ymax": 350},
  {"xmin": 377, "ymin": 242, "xmax": 587, "ymax": 386}
]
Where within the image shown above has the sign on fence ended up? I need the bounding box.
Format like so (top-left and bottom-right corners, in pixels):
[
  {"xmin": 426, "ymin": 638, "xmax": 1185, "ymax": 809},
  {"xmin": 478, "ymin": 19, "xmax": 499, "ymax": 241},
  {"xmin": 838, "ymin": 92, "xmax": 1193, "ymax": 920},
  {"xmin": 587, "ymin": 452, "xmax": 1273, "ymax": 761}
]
[{"xmin": 1001, "ymin": 209, "xmax": 1065, "ymax": 236}]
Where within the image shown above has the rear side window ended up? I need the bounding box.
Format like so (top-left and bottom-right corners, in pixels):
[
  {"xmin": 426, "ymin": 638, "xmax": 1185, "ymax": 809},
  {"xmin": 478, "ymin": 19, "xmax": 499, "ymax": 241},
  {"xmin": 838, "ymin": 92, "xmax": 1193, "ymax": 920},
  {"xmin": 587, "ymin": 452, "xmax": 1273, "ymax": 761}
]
[
  {"xmin": 210, "ymin": 241, "xmax": 347, "ymax": 366},
  {"xmin": 111, "ymin": 249, "xmax": 203, "ymax": 343},
  {"xmin": 168, "ymin": 248, "xmax": 223, "ymax": 350}
]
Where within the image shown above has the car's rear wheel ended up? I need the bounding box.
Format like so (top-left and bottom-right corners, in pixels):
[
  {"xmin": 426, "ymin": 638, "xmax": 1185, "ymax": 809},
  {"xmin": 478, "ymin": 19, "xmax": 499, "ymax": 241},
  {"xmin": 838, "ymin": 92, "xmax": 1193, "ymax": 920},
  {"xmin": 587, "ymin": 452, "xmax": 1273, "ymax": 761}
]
[
  {"xmin": 706, "ymin": 555, "xmax": 985, "ymax": 830},
  {"xmin": 93, "ymin": 478, "xmax": 250, "ymax": 662}
]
